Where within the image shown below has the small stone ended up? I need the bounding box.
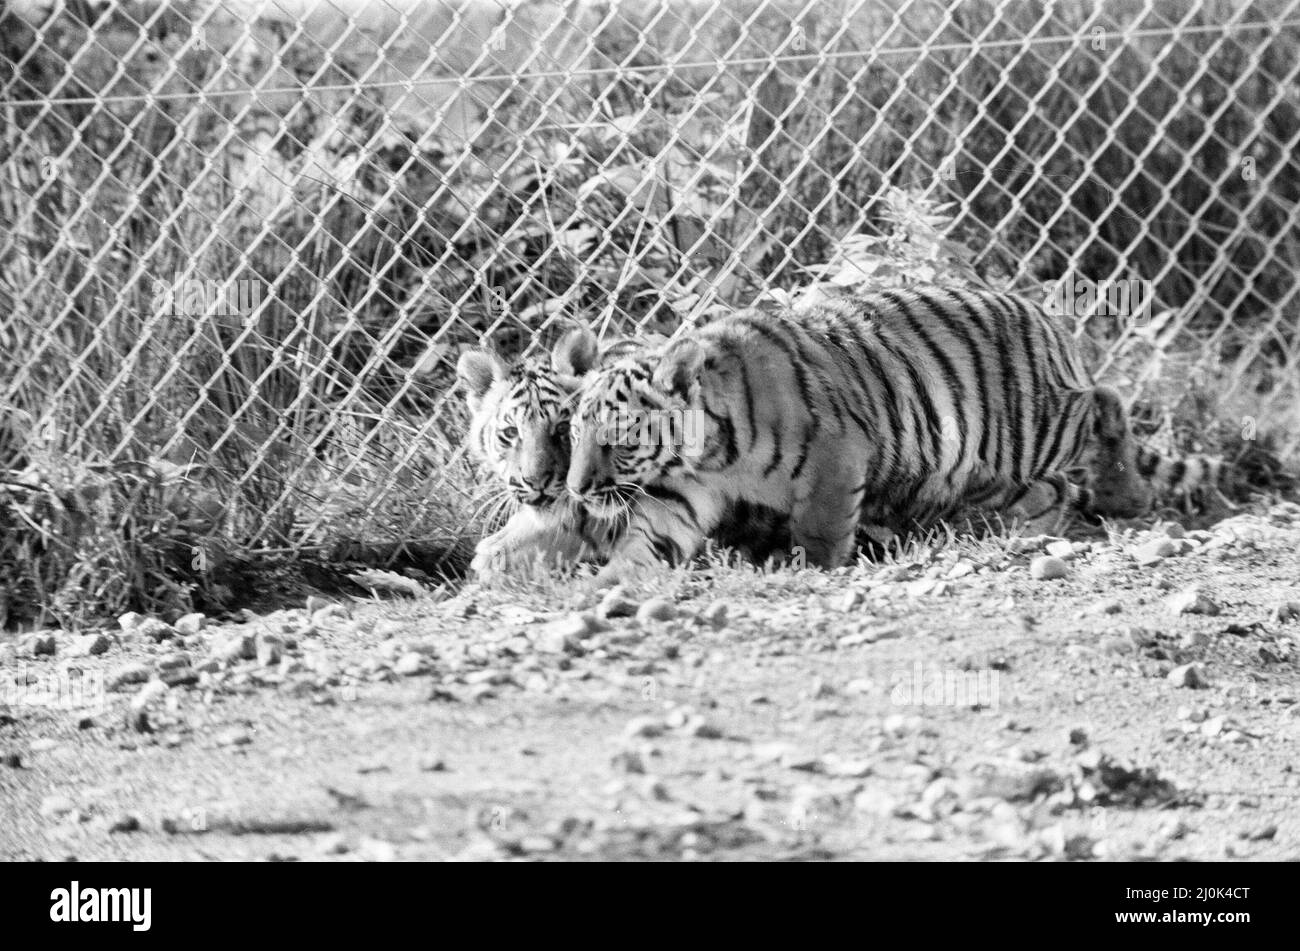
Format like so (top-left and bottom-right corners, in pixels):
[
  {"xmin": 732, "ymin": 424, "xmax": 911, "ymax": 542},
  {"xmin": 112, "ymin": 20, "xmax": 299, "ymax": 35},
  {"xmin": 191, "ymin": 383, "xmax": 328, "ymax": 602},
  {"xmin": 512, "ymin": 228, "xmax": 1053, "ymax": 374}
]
[
  {"xmin": 1167, "ymin": 663, "xmax": 1208, "ymax": 688},
  {"xmin": 635, "ymin": 599, "xmax": 676, "ymax": 624},
  {"xmin": 1134, "ymin": 538, "xmax": 1177, "ymax": 566},
  {"xmin": 118, "ymin": 612, "xmax": 144, "ymax": 631},
  {"xmin": 2, "ymin": 752, "xmax": 22, "ymax": 768},
  {"xmin": 1179, "ymin": 630, "xmax": 1210, "ymax": 650},
  {"xmin": 214, "ymin": 633, "xmax": 256, "ymax": 663},
  {"xmin": 598, "ymin": 586, "xmax": 638, "ymax": 619},
  {"xmin": 810, "ymin": 677, "xmax": 837, "ymax": 699},
  {"xmin": 135, "ymin": 618, "xmax": 175, "ymax": 642},
  {"xmin": 1167, "ymin": 586, "xmax": 1220, "ymax": 616},
  {"xmin": 129, "ymin": 679, "xmax": 169, "ymax": 710},
  {"xmin": 698, "ymin": 601, "xmax": 729, "ymax": 628},
  {"xmin": 1045, "ymin": 540, "xmax": 1074, "ymax": 559},
  {"xmin": 1029, "ymin": 555, "xmax": 1069, "ymax": 580},
  {"xmin": 623, "ymin": 716, "xmax": 665, "ymax": 739},
  {"xmin": 393, "ymin": 653, "xmax": 425, "ymax": 676},
  {"xmin": 1067, "ymin": 727, "xmax": 1089, "ymax": 747},
  {"xmin": 216, "ymin": 726, "xmax": 252, "ymax": 747},
  {"xmin": 1270, "ymin": 601, "xmax": 1300, "ymax": 624},
  {"xmin": 40, "ymin": 794, "xmax": 76, "ymax": 819},
  {"xmin": 417, "ymin": 754, "xmax": 447, "ymax": 772},
  {"xmin": 1163, "ymin": 522, "xmax": 1187, "ymax": 539},
  {"xmin": 1200, "ymin": 715, "xmax": 1226, "ymax": 737},
  {"xmin": 108, "ymin": 814, "xmax": 142, "ymax": 834},
  {"xmin": 534, "ymin": 615, "xmax": 588, "ymax": 654},
  {"xmin": 126, "ymin": 709, "xmax": 151, "ymax": 733},
  {"xmin": 256, "ymin": 635, "xmax": 283, "ymax": 667},
  {"xmin": 107, "ymin": 663, "xmax": 151, "ymax": 692},
  {"xmin": 28, "ymin": 634, "xmax": 57, "ymax": 657},
  {"xmin": 67, "ymin": 633, "xmax": 110, "ymax": 657},
  {"xmin": 611, "ymin": 750, "xmax": 646, "ymax": 774},
  {"xmin": 838, "ymin": 589, "xmax": 864, "ymax": 612},
  {"xmin": 174, "ymin": 613, "xmax": 206, "ymax": 636}
]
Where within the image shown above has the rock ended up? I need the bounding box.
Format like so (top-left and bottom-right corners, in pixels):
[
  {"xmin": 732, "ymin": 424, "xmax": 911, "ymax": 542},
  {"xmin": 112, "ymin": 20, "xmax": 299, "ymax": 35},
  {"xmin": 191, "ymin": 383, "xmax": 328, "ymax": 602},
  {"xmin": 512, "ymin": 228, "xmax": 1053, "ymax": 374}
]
[
  {"xmin": 108, "ymin": 815, "xmax": 142, "ymax": 834},
  {"xmin": 118, "ymin": 612, "xmax": 144, "ymax": 631},
  {"xmin": 216, "ymin": 726, "xmax": 252, "ymax": 747},
  {"xmin": 1134, "ymin": 538, "xmax": 1176, "ymax": 566},
  {"xmin": 39, "ymin": 794, "xmax": 77, "ymax": 819},
  {"xmin": 1270, "ymin": 601, "xmax": 1300, "ymax": 624},
  {"xmin": 256, "ymin": 635, "xmax": 283, "ymax": 667},
  {"xmin": 107, "ymin": 663, "xmax": 151, "ymax": 692},
  {"xmin": 533, "ymin": 615, "xmax": 588, "ymax": 654},
  {"xmin": 838, "ymin": 589, "xmax": 864, "ymax": 612},
  {"xmin": 810, "ymin": 677, "xmax": 837, "ymax": 699},
  {"xmin": 598, "ymin": 586, "xmax": 638, "ymax": 619},
  {"xmin": 698, "ymin": 601, "xmax": 729, "ymax": 628},
  {"xmin": 129, "ymin": 679, "xmax": 169, "ymax": 710},
  {"xmin": 1179, "ymin": 630, "xmax": 1210, "ymax": 650},
  {"xmin": 1163, "ymin": 522, "xmax": 1187, "ymax": 539},
  {"xmin": 635, "ymin": 599, "xmax": 676, "ymax": 624},
  {"xmin": 2, "ymin": 753, "xmax": 21, "ymax": 768},
  {"xmin": 26, "ymin": 634, "xmax": 57, "ymax": 657},
  {"xmin": 611, "ymin": 751, "xmax": 646, "ymax": 774},
  {"xmin": 394, "ymin": 653, "xmax": 425, "ymax": 676},
  {"xmin": 417, "ymin": 754, "xmax": 447, "ymax": 772},
  {"xmin": 214, "ymin": 633, "xmax": 256, "ymax": 663},
  {"xmin": 135, "ymin": 618, "xmax": 175, "ymax": 642},
  {"xmin": 1167, "ymin": 663, "xmax": 1208, "ymax": 688},
  {"xmin": 623, "ymin": 716, "xmax": 665, "ymax": 739},
  {"xmin": 174, "ymin": 613, "xmax": 206, "ymax": 635},
  {"xmin": 1029, "ymin": 556, "xmax": 1069, "ymax": 581},
  {"xmin": 1045, "ymin": 540, "xmax": 1074, "ymax": 559},
  {"xmin": 66, "ymin": 633, "xmax": 110, "ymax": 657},
  {"xmin": 1167, "ymin": 586, "xmax": 1220, "ymax": 616}
]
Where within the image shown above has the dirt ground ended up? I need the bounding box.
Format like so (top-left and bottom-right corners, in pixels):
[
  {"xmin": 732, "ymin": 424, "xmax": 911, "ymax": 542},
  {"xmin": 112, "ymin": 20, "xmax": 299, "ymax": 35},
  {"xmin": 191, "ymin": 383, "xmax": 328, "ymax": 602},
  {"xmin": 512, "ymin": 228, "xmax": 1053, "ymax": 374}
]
[{"xmin": 3, "ymin": 504, "xmax": 1299, "ymax": 862}]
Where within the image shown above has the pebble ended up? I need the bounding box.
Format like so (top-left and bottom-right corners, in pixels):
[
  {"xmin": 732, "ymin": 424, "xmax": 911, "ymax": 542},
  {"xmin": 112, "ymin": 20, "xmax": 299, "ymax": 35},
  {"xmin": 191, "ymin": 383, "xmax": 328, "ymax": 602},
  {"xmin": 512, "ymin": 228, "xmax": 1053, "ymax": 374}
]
[
  {"xmin": 256, "ymin": 635, "xmax": 283, "ymax": 667},
  {"xmin": 135, "ymin": 618, "xmax": 175, "ymax": 642},
  {"xmin": 838, "ymin": 590, "xmax": 864, "ymax": 612},
  {"xmin": 216, "ymin": 726, "xmax": 252, "ymax": 747},
  {"xmin": 623, "ymin": 716, "xmax": 665, "ymax": 739},
  {"xmin": 698, "ymin": 601, "xmax": 729, "ymax": 628},
  {"xmin": 214, "ymin": 633, "xmax": 256, "ymax": 663},
  {"xmin": 598, "ymin": 586, "xmax": 638, "ymax": 619},
  {"xmin": 533, "ymin": 615, "xmax": 588, "ymax": 654},
  {"xmin": 118, "ymin": 612, "xmax": 144, "ymax": 631},
  {"xmin": 107, "ymin": 662, "xmax": 151, "ymax": 692},
  {"xmin": 394, "ymin": 653, "xmax": 425, "ymax": 676},
  {"xmin": 39, "ymin": 794, "xmax": 77, "ymax": 819},
  {"xmin": 1133, "ymin": 537, "xmax": 1176, "ymax": 566},
  {"xmin": 635, "ymin": 599, "xmax": 676, "ymax": 624},
  {"xmin": 27, "ymin": 634, "xmax": 57, "ymax": 657},
  {"xmin": 1167, "ymin": 586, "xmax": 1220, "ymax": 616},
  {"xmin": 67, "ymin": 633, "xmax": 110, "ymax": 657},
  {"xmin": 417, "ymin": 754, "xmax": 447, "ymax": 772},
  {"xmin": 174, "ymin": 613, "xmax": 206, "ymax": 635},
  {"xmin": 1045, "ymin": 540, "xmax": 1074, "ymax": 560},
  {"xmin": 129, "ymin": 679, "xmax": 169, "ymax": 710},
  {"xmin": 1029, "ymin": 556, "xmax": 1069, "ymax": 580},
  {"xmin": 1270, "ymin": 601, "xmax": 1300, "ymax": 624},
  {"xmin": 1167, "ymin": 663, "xmax": 1208, "ymax": 688}
]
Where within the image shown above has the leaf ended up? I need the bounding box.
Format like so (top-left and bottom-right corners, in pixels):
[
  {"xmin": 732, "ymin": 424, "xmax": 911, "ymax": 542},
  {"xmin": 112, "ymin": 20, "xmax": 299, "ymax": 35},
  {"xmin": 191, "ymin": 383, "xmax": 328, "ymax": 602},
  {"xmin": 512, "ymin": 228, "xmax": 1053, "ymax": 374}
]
[{"xmin": 346, "ymin": 568, "xmax": 428, "ymax": 598}]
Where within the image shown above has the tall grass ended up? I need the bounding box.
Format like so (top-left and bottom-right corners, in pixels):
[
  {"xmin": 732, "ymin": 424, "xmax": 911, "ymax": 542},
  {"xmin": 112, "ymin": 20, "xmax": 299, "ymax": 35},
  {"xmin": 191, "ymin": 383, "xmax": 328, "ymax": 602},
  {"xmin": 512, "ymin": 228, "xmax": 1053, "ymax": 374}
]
[{"xmin": 1, "ymin": 0, "xmax": 1297, "ymax": 625}]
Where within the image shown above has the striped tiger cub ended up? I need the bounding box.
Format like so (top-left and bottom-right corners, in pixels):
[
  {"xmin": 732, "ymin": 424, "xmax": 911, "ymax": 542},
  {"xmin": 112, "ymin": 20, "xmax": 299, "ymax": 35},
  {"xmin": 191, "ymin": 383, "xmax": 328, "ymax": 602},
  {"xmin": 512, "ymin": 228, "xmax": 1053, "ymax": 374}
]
[
  {"xmin": 565, "ymin": 285, "xmax": 1147, "ymax": 583},
  {"xmin": 457, "ymin": 328, "xmax": 788, "ymax": 579}
]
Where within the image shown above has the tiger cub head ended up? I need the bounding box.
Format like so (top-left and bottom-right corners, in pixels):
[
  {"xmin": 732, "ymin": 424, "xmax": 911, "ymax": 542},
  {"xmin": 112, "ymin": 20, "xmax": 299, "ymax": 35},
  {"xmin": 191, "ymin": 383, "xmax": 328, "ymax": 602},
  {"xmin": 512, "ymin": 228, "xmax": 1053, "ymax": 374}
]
[
  {"xmin": 457, "ymin": 328, "xmax": 599, "ymax": 506},
  {"xmin": 567, "ymin": 337, "xmax": 708, "ymax": 517},
  {"xmin": 1077, "ymin": 385, "xmax": 1155, "ymax": 518}
]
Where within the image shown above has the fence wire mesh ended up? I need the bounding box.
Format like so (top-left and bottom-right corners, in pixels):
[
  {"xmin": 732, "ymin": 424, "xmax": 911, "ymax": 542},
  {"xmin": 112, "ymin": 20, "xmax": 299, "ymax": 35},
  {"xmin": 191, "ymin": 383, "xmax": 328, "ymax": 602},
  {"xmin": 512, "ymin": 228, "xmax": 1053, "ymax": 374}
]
[{"xmin": 3, "ymin": 0, "xmax": 1300, "ymax": 582}]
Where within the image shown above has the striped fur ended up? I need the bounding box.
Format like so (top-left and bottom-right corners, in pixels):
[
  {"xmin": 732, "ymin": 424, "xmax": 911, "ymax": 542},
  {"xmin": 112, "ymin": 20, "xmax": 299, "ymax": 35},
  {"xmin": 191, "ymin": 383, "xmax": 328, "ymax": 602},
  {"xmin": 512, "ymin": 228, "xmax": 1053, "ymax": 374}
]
[{"xmin": 566, "ymin": 286, "xmax": 1125, "ymax": 581}]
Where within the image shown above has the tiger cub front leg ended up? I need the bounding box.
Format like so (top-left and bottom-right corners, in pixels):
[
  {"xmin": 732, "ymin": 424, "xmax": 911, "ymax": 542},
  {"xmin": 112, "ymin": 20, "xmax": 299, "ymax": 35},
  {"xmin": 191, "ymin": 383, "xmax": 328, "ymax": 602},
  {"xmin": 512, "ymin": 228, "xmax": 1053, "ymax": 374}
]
[
  {"xmin": 788, "ymin": 456, "xmax": 865, "ymax": 569},
  {"xmin": 998, "ymin": 472, "xmax": 1080, "ymax": 536},
  {"xmin": 594, "ymin": 488, "xmax": 725, "ymax": 588},
  {"xmin": 472, "ymin": 506, "xmax": 590, "ymax": 580}
]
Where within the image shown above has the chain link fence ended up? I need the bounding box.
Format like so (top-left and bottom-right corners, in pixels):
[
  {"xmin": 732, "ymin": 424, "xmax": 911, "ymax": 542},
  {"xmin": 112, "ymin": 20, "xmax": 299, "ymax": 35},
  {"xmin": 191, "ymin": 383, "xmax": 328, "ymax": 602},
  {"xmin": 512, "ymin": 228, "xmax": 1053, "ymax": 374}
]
[{"xmin": 3, "ymin": 0, "xmax": 1300, "ymax": 618}]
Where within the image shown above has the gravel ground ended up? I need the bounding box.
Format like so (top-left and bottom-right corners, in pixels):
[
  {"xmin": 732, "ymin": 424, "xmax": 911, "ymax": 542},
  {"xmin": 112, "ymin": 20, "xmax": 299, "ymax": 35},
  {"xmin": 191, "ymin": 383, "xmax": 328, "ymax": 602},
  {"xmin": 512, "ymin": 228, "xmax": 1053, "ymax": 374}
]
[{"xmin": 3, "ymin": 504, "xmax": 1300, "ymax": 861}]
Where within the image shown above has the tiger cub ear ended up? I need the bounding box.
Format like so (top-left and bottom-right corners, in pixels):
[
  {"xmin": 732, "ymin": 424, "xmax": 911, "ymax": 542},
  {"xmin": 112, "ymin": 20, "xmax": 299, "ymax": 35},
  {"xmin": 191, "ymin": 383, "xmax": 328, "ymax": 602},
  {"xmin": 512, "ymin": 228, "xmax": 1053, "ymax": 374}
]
[
  {"xmin": 457, "ymin": 349, "xmax": 506, "ymax": 411},
  {"xmin": 551, "ymin": 327, "xmax": 599, "ymax": 377},
  {"xmin": 652, "ymin": 338, "xmax": 706, "ymax": 399},
  {"xmin": 1090, "ymin": 385, "xmax": 1132, "ymax": 449}
]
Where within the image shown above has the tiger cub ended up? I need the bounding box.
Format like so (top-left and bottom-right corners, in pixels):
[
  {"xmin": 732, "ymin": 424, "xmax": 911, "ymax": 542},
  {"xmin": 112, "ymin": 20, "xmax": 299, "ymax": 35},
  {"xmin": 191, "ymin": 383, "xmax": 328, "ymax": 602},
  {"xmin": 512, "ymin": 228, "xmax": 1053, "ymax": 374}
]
[
  {"xmin": 565, "ymin": 286, "xmax": 1149, "ymax": 583},
  {"xmin": 457, "ymin": 329, "xmax": 788, "ymax": 579}
]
